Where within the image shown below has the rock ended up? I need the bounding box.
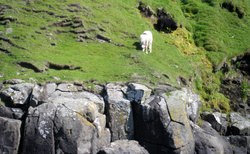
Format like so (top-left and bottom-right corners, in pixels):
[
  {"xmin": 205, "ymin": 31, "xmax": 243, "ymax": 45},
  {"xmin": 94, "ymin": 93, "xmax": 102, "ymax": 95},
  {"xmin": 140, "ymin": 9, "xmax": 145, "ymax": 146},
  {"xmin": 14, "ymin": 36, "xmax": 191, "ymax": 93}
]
[
  {"xmin": 161, "ymin": 90, "xmax": 195, "ymax": 153},
  {"xmin": 30, "ymin": 83, "xmax": 105, "ymax": 113},
  {"xmin": 49, "ymin": 90, "xmax": 105, "ymax": 114},
  {"xmin": 201, "ymin": 112, "xmax": 228, "ymax": 135},
  {"xmin": 0, "ymin": 83, "xmax": 34, "ymax": 107},
  {"xmin": 104, "ymin": 83, "xmax": 134, "ymax": 141},
  {"xmin": 0, "ymin": 104, "xmax": 24, "ymax": 120},
  {"xmin": 22, "ymin": 103, "xmax": 56, "ymax": 154},
  {"xmin": 137, "ymin": 2, "xmax": 157, "ymax": 23},
  {"xmin": 228, "ymin": 136, "xmax": 250, "ymax": 154},
  {"xmin": 30, "ymin": 83, "xmax": 57, "ymax": 107},
  {"xmin": 186, "ymin": 88, "xmax": 200, "ymax": 123},
  {"xmin": 228, "ymin": 112, "xmax": 250, "ymax": 135},
  {"xmin": 0, "ymin": 104, "xmax": 15, "ymax": 119},
  {"xmin": 6, "ymin": 27, "xmax": 13, "ymax": 34},
  {"xmin": 23, "ymin": 100, "xmax": 110, "ymax": 154},
  {"xmin": 3, "ymin": 78, "xmax": 25, "ymax": 84},
  {"xmin": 0, "ymin": 116, "xmax": 21, "ymax": 154},
  {"xmin": 133, "ymin": 89, "xmax": 195, "ymax": 154},
  {"xmin": 152, "ymin": 84, "xmax": 175, "ymax": 95},
  {"xmin": 190, "ymin": 120, "xmax": 233, "ymax": 154},
  {"xmin": 126, "ymin": 83, "xmax": 151, "ymax": 103},
  {"xmin": 232, "ymin": 51, "xmax": 250, "ymax": 76},
  {"xmin": 56, "ymin": 83, "xmax": 80, "ymax": 92},
  {"xmin": 98, "ymin": 140, "xmax": 149, "ymax": 154},
  {"xmin": 54, "ymin": 102, "xmax": 99, "ymax": 154}
]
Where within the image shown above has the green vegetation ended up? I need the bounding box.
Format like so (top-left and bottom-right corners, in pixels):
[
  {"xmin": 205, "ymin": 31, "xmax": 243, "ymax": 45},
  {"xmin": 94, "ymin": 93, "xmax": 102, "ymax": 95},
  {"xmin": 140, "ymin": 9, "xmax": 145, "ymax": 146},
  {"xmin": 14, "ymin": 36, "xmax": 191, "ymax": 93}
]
[{"xmin": 0, "ymin": 0, "xmax": 249, "ymax": 113}]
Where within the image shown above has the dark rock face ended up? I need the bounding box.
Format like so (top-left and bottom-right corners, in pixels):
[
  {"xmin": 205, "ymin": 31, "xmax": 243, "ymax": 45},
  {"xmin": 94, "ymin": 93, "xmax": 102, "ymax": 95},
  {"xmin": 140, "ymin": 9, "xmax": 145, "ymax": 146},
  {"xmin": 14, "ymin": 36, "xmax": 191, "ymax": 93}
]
[
  {"xmin": 133, "ymin": 90, "xmax": 195, "ymax": 154},
  {"xmin": 190, "ymin": 121, "xmax": 233, "ymax": 154},
  {"xmin": 98, "ymin": 140, "xmax": 149, "ymax": 154},
  {"xmin": 232, "ymin": 51, "xmax": 250, "ymax": 77},
  {"xmin": 221, "ymin": 2, "xmax": 245, "ymax": 18},
  {"xmin": 219, "ymin": 51, "xmax": 250, "ymax": 118},
  {"xmin": 201, "ymin": 112, "xmax": 228, "ymax": 135},
  {"xmin": 22, "ymin": 103, "xmax": 56, "ymax": 154},
  {"xmin": 156, "ymin": 18, "xmax": 178, "ymax": 32},
  {"xmin": 104, "ymin": 83, "xmax": 134, "ymax": 141},
  {"xmin": 228, "ymin": 136, "xmax": 250, "ymax": 154},
  {"xmin": 0, "ymin": 116, "xmax": 21, "ymax": 154},
  {"xmin": 0, "ymin": 83, "xmax": 34, "ymax": 107},
  {"xmin": 227, "ymin": 112, "xmax": 250, "ymax": 136}
]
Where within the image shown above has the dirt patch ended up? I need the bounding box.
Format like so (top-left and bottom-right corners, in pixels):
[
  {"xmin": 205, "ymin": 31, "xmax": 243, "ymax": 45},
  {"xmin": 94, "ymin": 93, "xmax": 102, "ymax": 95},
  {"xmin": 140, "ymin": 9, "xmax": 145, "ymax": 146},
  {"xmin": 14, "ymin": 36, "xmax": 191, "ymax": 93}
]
[
  {"xmin": 18, "ymin": 61, "xmax": 44, "ymax": 73},
  {"xmin": 45, "ymin": 62, "xmax": 81, "ymax": 70}
]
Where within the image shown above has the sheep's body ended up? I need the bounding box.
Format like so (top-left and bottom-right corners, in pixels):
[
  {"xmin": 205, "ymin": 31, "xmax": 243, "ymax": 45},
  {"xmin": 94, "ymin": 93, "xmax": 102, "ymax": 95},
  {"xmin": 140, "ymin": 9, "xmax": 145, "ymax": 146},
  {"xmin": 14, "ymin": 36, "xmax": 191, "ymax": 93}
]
[{"xmin": 139, "ymin": 31, "xmax": 153, "ymax": 54}]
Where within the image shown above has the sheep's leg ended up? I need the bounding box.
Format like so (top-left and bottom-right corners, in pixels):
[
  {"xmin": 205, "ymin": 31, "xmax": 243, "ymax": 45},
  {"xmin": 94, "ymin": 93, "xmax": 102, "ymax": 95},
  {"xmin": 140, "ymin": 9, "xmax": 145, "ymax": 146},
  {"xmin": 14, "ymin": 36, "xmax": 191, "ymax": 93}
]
[
  {"xmin": 145, "ymin": 46, "xmax": 148, "ymax": 54},
  {"xmin": 149, "ymin": 42, "xmax": 152, "ymax": 53}
]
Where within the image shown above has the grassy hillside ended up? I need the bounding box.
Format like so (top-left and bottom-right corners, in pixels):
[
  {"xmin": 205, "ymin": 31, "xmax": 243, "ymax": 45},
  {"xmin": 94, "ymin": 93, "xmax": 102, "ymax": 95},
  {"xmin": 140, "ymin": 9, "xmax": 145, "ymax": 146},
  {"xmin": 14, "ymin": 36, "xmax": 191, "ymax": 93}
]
[{"xmin": 0, "ymin": 0, "xmax": 249, "ymax": 112}]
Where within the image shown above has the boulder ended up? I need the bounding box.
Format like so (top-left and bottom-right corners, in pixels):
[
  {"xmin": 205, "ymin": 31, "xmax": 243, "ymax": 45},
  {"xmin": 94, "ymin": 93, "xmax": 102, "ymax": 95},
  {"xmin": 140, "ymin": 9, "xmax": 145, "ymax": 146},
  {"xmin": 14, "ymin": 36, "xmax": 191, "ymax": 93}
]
[
  {"xmin": 31, "ymin": 83, "xmax": 105, "ymax": 113},
  {"xmin": 228, "ymin": 136, "xmax": 250, "ymax": 154},
  {"xmin": 228, "ymin": 112, "xmax": 250, "ymax": 135},
  {"xmin": 22, "ymin": 100, "xmax": 110, "ymax": 154},
  {"xmin": 30, "ymin": 83, "xmax": 57, "ymax": 107},
  {"xmin": 190, "ymin": 121, "xmax": 233, "ymax": 154},
  {"xmin": 0, "ymin": 83, "xmax": 34, "ymax": 107},
  {"xmin": 0, "ymin": 116, "xmax": 21, "ymax": 154},
  {"xmin": 133, "ymin": 88, "xmax": 195, "ymax": 153},
  {"xmin": 22, "ymin": 103, "xmax": 56, "ymax": 154},
  {"xmin": 98, "ymin": 139, "xmax": 149, "ymax": 154},
  {"xmin": 201, "ymin": 112, "xmax": 228, "ymax": 135},
  {"xmin": 0, "ymin": 104, "xmax": 15, "ymax": 119},
  {"xmin": 126, "ymin": 83, "xmax": 151, "ymax": 103},
  {"xmin": 186, "ymin": 88, "xmax": 201, "ymax": 123},
  {"xmin": 104, "ymin": 83, "xmax": 134, "ymax": 141},
  {"xmin": 53, "ymin": 101, "xmax": 99, "ymax": 154}
]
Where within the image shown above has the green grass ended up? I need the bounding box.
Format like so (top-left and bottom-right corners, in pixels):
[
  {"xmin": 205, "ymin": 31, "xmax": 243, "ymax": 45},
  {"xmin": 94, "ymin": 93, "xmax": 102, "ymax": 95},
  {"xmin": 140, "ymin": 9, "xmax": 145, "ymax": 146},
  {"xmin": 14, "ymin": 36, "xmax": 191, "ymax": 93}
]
[{"xmin": 0, "ymin": 0, "xmax": 249, "ymax": 112}]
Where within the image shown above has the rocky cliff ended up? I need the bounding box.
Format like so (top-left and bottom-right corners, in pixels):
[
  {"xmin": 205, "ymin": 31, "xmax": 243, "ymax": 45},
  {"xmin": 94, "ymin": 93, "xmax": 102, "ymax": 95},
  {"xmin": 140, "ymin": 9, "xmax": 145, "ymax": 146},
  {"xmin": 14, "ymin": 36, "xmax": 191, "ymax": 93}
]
[{"xmin": 0, "ymin": 81, "xmax": 249, "ymax": 154}]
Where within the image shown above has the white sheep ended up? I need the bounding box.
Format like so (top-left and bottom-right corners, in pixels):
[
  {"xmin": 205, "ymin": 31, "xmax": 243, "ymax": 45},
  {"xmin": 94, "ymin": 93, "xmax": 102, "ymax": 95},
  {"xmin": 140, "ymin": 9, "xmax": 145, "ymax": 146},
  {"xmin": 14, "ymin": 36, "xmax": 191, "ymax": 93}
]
[{"xmin": 139, "ymin": 31, "xmax": 153, "ymax": 54}]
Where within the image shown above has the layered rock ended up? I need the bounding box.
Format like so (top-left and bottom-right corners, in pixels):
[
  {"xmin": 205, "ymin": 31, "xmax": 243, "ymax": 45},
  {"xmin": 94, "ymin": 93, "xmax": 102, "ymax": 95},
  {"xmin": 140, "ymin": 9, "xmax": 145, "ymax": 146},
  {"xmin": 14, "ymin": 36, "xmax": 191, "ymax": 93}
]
[
  {"xmin": 133, "ymin": 89, "xmax": 195, "ymax": 154},
  {"xmin": 190, "ymin": 120, "xmax": 233, "ymax": 154},
  {"xmin": 98, "ymin": 140, "xmax": 149, "ymax": 154},
  {"xmin": 104, "ymin": 83, "xmax": 134, "ymax": 141},
  {"xmin": 0, "ymin": 116, "xmax": 21, "ymax": 154},
  {"xmin": 0, "ymin": 81, "xmax": 249, "ymax": 154}
]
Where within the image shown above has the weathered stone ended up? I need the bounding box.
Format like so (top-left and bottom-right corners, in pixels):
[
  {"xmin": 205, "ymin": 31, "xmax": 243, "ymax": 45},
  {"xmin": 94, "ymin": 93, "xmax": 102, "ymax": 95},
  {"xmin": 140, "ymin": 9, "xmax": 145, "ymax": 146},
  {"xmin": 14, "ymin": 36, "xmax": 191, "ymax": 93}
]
[
  {"xmin": 23, "ymin": 100, "xmax": 110, "ymax": 154},
  {"xmin": 49, "ymin": 90, "xmax": 105, "ymax": 114},
  {"xmin": 186, "ymin": 88, "xmax": 201, "ymax": 123},
  {"xmin": 133, "ymin": 89, "xmax": 195, "ymax": 154},
  {"xmin": 201, "ymin": 111, "xmax": 228, "ymax": 135},
  {"xmin": 126, "ymin": 83, "xmax": 151, "ymax": 103},
  {"xmin": 190, "ymin": 121, "xmax": 233, "ymax": 154},
  {"xmin": 161, "ymin": 89, "xmax": 195, "ymax": 153},
  {"xmin": 54, "ymin": 103, "xmax": 98, "ymax": 154},
  {"xmin": 228, "ymin": 136, "xmax": 250, "ymax": 154},
  {"xmin": 57, "ymin": 83, "xmax": 79, "ymax": 92},
  {"xmin": 104, "ymin": 83, "xmax": 134, "ymax": 141},
  {"xmin": 10, "ymin": 107, "xmax": 24, "ymax": 119},
  {"xmin": 152, "ymin": 84, "xmax": 175, "ymax": 95},
  {"xmin": 22, "ymin": 103, "xmax": 56, "ymax": 154},
  {"xmin": 228, "ymin": 112, "xmax": 250, "ymax": 135},
  {"xmin": 0, "ymin": 116, "xmax": 21, "ymax": 154},
  {"xmin": 0, "ymin": 103, "xmax": 24, "ymax": 119},
  {"xmin": 0, "ymin": 83, "xmax": 34, "ymax": 106},
  {"xmin": 0, "ymin": 104, "xmax": 14, "ymax": 119},
  {"xmin": 30, "ymin": 82, "xmax": 105, "ymax": 113},
  {"xmin": 98, "ymin": 140, "xmax": 149, "ymax": 154}
]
